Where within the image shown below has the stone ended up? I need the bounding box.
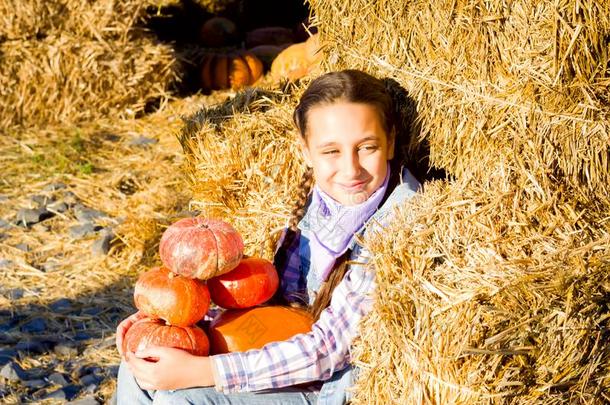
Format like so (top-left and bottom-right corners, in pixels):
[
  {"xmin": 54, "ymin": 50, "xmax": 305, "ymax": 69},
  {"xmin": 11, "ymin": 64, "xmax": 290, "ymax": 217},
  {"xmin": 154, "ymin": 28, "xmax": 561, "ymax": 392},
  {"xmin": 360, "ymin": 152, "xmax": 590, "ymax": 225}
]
[
  {"xmin": 42, "ymin": 259, "xmax": 61, "ymax": 273},
  {"xmin": 0, "ymin": 219, "xmax": 10, "ymax": 229},
  {"xmin": 0, "ymin": 194, "xmax": 8, "ymax": 202},
  {"xmin": 80, "ymin": 373, "xmax": 103, "ymax": 387},
  {"xmin": 54, "ymin": 343, "xmax": 78, "ymax": 357},
  {"xmin": 74, "ymin": 205, "xmax": 108, "ymax": 223},
  {"xmin": 62, "ymin": 191, "xmax": 79, "ymax": 206},
  {"xmin": 106, "ymin": 365, "xmax": 119, "ymax": 378},
  {"xmin": 22, "ymin": 378, "xmax": 47, "ymax": 389},
  {"xmin": 20, "ymin": 318, "xmax": 46, "ymax": 334},
  {"xmin": 91, "ymin": 230, "xmax": 114, "ymax": 256},
  {"xmin": 0, "ymin": 259, "xmax": 12, "ymax": 270},
  {"xmin": 128, "ymin": 136, "xmax": 158, "ymax": 146},
  {"xmin": 69, "ymin": 394, "xmax": 100, "ymax": 405},
  {"xmin": 44, "ymin": 183, "xmax": 67, "ymax": 192},
  {"xmin": 15, "ymin": 339, "xmax": 54, "ymax": 354},
  {"xmin": 15, "ymin": 208, "xmax": 53, "ymax": 227},
  {"xmin": 80, "ymin": 307, "xmax": 102, "ymax": 316},
  {"xmin": 4, "ymin": 288, "xmax": 24, "ymax": 300},
  {"xmin": 0, "ymin": 349, "xmax": 17, "ymax": 367},
  {"xmin": 49, "ymin": 298, "xmax": 72, "ymax": 312},
  {"xmin": 73, "ymin": 332, "xmax": 92, "ymax": 341},
  {"xmin": 0, "ymin": 361, "xmax": 27, "ymax": 381},
  {"xmin": 14, "ymin": 243, "xmax": 30, "ymax": 252},
  {"xmin": 47, "ymin": 201, "xmax": 69, "ymax": 213},
  {"xmin": 48, "ymin": 372, "xmax": 69, "ymax": 387},
  {"xmin": 68, "ymin": 223, "xmax": 97, "ymax": 239},
  {"xmin": 30, "ymin": 195, "xmax": 55, "ymax": 207}
]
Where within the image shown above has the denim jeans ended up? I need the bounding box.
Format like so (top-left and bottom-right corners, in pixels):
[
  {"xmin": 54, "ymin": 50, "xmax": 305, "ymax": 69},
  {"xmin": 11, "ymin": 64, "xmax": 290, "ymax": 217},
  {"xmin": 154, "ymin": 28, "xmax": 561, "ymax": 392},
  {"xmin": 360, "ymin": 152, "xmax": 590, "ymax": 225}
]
[{"xmin": 115, "ymin": 360, "xmax": 356, "ymax": 405}]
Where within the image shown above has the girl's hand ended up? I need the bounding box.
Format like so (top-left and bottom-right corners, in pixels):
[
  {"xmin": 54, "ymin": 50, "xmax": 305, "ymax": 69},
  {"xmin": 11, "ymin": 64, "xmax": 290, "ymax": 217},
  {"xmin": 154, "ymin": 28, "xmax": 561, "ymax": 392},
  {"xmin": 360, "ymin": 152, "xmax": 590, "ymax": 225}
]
[
  {"xmin": 115, "ymin": 311, "xmax": 146, "ymax": 356},
  {"xmin": 125, "ymin": 346, "xmax": 215, "ymax": 390}
]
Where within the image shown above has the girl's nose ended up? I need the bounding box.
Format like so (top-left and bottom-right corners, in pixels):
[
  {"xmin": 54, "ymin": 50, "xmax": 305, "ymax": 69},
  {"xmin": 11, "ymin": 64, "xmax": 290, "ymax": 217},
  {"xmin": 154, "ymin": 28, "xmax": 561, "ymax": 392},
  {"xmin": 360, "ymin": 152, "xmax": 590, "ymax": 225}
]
[{"xmin": 342, "ymin": 151, "xmax": 362, "ymax": 178}]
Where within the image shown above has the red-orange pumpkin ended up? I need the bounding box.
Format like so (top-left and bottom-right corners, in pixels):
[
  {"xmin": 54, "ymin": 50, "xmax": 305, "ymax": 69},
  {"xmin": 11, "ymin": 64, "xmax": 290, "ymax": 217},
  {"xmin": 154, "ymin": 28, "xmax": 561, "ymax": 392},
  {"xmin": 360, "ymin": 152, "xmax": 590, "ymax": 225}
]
[
  {"xmin": 159, "ymin": 217, "xmax": 244, "ymax": 280},
  {"xmin": 207, "ymin": 257, "xmax": 279, "ymax": 309},
  {"xmin": 123, "ymin": 318, "xmax": 210, "ymax": 356},
  {"xmin": 199, "ymin": 17, "xmax": 238, "ymax": 47},
  {"xmin": 200, "ymin": 52, "xmax": 264, "ymax": 91},
  {"xmin": 134, "ymin": 267, "xmax": 210, "ymax": 326},
  {"xmin": 208, "ymin": 306, "xmax": 313, "ymax": 354}
]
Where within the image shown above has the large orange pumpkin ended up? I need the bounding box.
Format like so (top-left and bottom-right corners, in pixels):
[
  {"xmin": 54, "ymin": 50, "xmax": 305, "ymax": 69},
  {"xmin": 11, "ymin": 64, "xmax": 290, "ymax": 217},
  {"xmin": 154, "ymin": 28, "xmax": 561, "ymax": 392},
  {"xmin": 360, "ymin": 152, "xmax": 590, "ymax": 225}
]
[
  {"xmin": 200, "ymin": 52, "xmax": 264, "ymax": 91},
  {"xmin": 123, "ymin": 318, "xmax": 210, "ymax": 357},
  {"xmin": 270, "ymin": 34, "xmax": 321, "ymax": 81},
  {"xmin": 208, "ymin": 306, "xmax": 313, "ymax": 354},
  {"xmin": 134, "ymin": 267, "xmax": 210, "ymax": 326},
  {"xmin": 207, "ymin": 257, "xmax": 279, "ymax": 309},
  {"xmin": 159, "ymin": 217, "xmax": 244, "ymax": 280}
]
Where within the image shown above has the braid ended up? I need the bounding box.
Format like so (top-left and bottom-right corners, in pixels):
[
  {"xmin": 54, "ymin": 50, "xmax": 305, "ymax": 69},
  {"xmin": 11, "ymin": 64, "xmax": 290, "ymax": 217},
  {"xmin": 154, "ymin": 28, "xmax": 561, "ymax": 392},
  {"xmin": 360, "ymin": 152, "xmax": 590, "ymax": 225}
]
[
  {"xmin": 288, "ymin": 167, "xmax": 314, "ymax": 231},
  {"xmin": 272, "ymin": 167, "xmax": 314, "ymax": 305}
]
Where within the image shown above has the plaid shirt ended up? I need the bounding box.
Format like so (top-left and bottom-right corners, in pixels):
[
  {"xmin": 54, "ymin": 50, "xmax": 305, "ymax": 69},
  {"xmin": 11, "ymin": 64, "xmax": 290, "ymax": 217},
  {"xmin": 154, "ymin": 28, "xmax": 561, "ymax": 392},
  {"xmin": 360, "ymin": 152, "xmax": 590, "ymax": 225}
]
[{"xmin": 210, "ymin": 168, "xmax": 420, "ymax": 393}]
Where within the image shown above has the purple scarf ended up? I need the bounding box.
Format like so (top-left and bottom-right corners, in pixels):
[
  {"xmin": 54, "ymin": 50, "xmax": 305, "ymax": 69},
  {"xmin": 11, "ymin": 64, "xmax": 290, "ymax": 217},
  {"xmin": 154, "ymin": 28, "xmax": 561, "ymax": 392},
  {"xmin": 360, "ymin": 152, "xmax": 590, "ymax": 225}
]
[{"xmin": 307, "ymin": 163, "xmax": 391, "ymax": 281}]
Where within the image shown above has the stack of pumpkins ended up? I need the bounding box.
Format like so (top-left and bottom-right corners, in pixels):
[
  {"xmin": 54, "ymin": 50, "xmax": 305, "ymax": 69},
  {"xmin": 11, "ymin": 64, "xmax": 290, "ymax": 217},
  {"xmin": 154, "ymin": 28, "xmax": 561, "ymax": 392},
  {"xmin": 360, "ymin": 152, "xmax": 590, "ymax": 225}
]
[
  {"xmin": 198, "ymin": 16, "xmax": 321, "ymax": 91},
  {"xmin": 122, "ymin": 217, "xmax": 313, "ymax": 357}
]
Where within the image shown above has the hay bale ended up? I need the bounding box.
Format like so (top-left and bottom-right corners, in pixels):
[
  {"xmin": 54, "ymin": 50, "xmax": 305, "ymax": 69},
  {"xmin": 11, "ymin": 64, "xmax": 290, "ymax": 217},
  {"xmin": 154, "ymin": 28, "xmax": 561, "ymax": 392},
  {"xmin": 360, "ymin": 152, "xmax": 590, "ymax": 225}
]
[
  {"xmin": 0, "ymin": 32, "xmax": 177, "ymax": 129},
  {"xmin": 178, "ymin": 85, "xmax": 306, "ymax": 259},
  {"xmin": 309, "ymin": 0, "xmax": 610, "ymax": 201},
  {"xmin": 352, "ymin": 180, "xmax": 610, "ymax": 403},
  {"xmin": 0, "ymin": 0, "xmax": 149, "ymax": 41}
]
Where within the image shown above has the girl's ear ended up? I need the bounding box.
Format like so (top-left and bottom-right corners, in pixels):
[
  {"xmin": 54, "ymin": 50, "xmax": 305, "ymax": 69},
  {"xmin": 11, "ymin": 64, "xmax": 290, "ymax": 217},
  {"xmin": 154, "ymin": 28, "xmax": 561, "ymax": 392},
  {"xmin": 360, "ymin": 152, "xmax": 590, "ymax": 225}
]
[
  {"xmin": 387, "ymin": 128, "xmax": 396, "ymax": 160},
  {"xmin": 298, "ymin": 136, "xmax": 314, "ymax": 168}
]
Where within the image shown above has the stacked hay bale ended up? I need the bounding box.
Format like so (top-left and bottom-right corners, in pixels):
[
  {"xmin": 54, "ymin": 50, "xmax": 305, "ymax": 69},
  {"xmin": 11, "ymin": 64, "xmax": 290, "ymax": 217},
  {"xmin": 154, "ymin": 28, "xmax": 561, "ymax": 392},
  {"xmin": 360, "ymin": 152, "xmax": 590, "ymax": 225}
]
[
  {"xmin": 0, "ymin": 0, "xmax": 179, "ymax": 130},
  {"xmin": 180, "ymin": 0, "xmax": 610, "ymax": 403},
  {"xmin": 305, "ymin": 0, "xmax": 610, "ymax": 403},
  {"xmin": 179, "ymin": 86, "xmax": 307, "ymax": 260}
]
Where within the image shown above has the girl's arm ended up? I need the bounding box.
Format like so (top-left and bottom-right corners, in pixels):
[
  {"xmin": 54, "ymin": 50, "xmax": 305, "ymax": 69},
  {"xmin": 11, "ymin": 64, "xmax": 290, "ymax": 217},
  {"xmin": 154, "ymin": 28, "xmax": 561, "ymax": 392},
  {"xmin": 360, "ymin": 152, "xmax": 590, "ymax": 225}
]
[{"xmin": 210, "ymin": 253, "xmax": 375, "ymax": 393}]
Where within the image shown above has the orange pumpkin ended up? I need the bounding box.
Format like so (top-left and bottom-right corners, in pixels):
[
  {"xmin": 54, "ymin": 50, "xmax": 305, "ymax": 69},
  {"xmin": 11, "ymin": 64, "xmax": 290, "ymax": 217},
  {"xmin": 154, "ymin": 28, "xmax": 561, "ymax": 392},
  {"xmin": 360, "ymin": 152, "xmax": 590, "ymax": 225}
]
[
  {"xmin": 159, "ymin": 217, "xmax": 244, "ymax": 280},
  {"xmin": 270, "ymin": 34, "xmax": 321, "ymax": 81},
  {"xmin": 208, "ymin": 306, "xmax": 313, "ymax": 354},
  {"xmin": 247, "ymin": 44, "xmax": 288, "ymax": 71},
  {"xmin": 200, "ymin": 52, "xmax": 264, "ymax": 91},
  {"xmin": 134, "ymin": 267, "xmax": 210, "ymax": 326},
  {"xmin": 199, "ymin": 17, "xmax": 238, "ymax": 47},
  {"xmin": 207, "ymin": 257, "xmax": 279, "ymax": 309},
  {"xmin": 123, "ymin": 318, "xmax": 210, "ymax": 357}
]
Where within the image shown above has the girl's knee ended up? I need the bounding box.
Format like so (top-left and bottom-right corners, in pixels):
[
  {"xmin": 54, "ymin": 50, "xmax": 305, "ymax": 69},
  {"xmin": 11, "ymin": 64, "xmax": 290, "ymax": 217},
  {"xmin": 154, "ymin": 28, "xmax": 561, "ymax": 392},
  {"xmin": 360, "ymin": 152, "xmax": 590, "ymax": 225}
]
[{"xmin": 152, "ymin": 387, "xmax": 222, "ymax": 405}]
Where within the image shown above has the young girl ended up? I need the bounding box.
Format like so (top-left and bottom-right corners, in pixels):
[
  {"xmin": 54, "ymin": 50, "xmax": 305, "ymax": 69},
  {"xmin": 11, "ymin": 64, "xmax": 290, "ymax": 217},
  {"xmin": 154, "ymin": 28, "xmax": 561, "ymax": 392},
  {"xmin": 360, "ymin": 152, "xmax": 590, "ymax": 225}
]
[{"xmin": 115, "ymin": 69, "xmax": 421, "ymax": 405}]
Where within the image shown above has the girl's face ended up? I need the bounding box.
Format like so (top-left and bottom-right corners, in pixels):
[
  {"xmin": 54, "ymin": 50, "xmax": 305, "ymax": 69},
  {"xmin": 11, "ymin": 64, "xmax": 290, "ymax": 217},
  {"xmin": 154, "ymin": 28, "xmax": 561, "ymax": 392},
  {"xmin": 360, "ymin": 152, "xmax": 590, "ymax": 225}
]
[{"xmin": 300, "ymin": 101, "xmax": 394, "ymax": 206}]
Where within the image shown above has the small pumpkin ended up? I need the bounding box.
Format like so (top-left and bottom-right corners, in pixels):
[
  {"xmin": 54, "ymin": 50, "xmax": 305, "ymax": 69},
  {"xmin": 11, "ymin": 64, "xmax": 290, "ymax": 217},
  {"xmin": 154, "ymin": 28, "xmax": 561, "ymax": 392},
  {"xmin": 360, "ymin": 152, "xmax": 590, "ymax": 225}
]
[
  {"xmin": 134, "ymin": 267, "xmax": 210, "ymax": 326},
  {"xmin": 123, "ymin": 318, "xmax": 209, "ymax": 357},
  {"xmin": 270, "ymin": 34, "xmax": 321, "ymax": 81},
  {"xmin": 247, "ymin": 44, "xmax": 288, "ymax": 71},
  {"xmin": 199, "ymin": 17, "xmax": 238, "ymax": 48},
  {"xmin": 245, "ymin": 26, "xmax": 294, "ymax": 48},
  {"xmin": 159, "ymin": 217, "xmax": 244, "ymax": 280},
  {"xmin": 208, "ymin": 306, "xmax": 313, "ymax": 354},
  {"xmin": 208, "ymin": 257, "xmax": 279, "ymax": 309},
  {"xmin": 200, "ymin": 52, "xmax": 264, "ymax": 91}
]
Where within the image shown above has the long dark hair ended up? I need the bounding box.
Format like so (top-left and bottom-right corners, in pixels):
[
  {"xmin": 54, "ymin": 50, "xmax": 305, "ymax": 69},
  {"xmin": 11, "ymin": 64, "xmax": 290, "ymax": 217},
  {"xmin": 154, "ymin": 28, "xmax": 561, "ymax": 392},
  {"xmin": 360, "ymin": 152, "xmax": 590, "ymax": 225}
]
[{"xmin": 274, "ymin": 70, "xmax": 412, "ymax": 321}]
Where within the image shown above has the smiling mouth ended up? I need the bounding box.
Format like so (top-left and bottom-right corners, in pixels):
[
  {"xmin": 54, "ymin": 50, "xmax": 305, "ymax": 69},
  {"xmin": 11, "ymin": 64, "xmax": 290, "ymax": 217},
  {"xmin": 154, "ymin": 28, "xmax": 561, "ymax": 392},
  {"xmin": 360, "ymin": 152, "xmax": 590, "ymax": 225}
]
[{"xmin": 339, "ymin": 180, "xmax": 368, "ymax": 191}]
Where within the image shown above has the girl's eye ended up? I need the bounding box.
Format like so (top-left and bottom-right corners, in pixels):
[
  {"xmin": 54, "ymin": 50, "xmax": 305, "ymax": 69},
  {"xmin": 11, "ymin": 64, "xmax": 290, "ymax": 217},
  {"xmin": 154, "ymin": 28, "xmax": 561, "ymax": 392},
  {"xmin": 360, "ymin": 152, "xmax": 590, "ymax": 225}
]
[
  {"xmin": 322, "ymin": 150, "xmax": 339, "ymax": 155},
  {"xmin": 360, "ymin": 145, "xmax": 379, "ymax": 152}
]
